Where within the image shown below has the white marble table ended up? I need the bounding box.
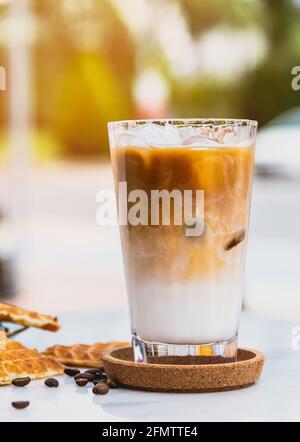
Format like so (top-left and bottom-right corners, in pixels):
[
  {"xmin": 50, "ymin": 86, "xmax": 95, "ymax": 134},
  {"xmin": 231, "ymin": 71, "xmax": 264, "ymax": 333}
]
[{"xmin": 1, "ymin": 309, "xmax": 300, "ymax": 422}]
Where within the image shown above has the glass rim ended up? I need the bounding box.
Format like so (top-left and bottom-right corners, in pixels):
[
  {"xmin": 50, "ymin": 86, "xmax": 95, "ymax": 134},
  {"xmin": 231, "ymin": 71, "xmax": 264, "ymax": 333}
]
[{"xmin": 108, "ymin": 118, "xmax": 258, "ymax": 129}]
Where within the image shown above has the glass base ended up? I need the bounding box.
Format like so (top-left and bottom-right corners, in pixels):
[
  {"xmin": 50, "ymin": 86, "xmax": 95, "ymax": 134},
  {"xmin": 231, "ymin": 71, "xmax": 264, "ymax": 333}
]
[{"xmin": 132, "ymin": 334, "xmax": 238, "ymax": 364}]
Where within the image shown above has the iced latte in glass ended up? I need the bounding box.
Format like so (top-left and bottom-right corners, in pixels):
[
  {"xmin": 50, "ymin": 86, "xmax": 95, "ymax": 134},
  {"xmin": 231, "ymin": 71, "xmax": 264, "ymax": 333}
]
[{"xmin": 108, "ymin": 119, "xmax": 257, "ymax": 363}]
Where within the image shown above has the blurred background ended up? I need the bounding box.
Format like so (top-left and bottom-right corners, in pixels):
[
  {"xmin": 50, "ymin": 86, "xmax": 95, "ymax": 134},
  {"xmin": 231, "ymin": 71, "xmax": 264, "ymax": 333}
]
[{"xmin": 0, "ymin": 0, "xmax": 299, "ymax": 320}]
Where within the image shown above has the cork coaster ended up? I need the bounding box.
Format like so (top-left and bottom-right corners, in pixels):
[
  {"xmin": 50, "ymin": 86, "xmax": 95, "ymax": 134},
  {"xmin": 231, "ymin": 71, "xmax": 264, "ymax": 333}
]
[{"xmin": 103, "ymin": 347, "xmax": 265, "ymax": 393}]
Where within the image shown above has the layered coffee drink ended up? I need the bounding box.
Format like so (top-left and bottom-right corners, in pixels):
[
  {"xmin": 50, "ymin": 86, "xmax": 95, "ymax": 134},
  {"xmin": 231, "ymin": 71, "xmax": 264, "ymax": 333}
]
[{"xmin": 109, "ymin": 120, "xmax": 257, "ymax": 363}]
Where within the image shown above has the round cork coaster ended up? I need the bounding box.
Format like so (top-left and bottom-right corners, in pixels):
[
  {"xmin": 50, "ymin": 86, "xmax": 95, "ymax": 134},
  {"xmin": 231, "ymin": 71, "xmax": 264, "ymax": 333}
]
[{"xmin": 103, "ymin": 347, "xmax": 265, "ymax": 393}]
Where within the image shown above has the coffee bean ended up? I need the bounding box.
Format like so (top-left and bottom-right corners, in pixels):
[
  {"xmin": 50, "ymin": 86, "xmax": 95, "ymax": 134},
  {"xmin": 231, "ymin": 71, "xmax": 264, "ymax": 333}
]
[
  {"xmin": 93, "ymin": 383, "xmax": 109, "ymax": 395},
  {"xmin": 45, "ymin": 378, "xmax": 59, "ymax": 388},
  {"xmin": 64, "ymin": 368, "xmax": 80, "ymax": 377},
  {"xmin": 94, "ymin": 374, "xmax": 107, "ymax": 382},
  {"xmin": 83, "ymin": 373, "xmax": 96, "ymax": 381},
  {"xmin": 12, "ymin": 401, "xmax": 30, "ymax": 410},
  {"xmin": 107, "ymin": 379, "xmax": 118, "ymax": 389},
  {"xmin": 92, "ymin": 378, "xmax": 107, "ymax": 386},
  {"xmin": 93, "ymin": 371, "xmax": 107, "ymax": 380},
  {"xmin": 12, "ymin": 377, "xmax": 31, "ymax": 387},
  {"xmin": 75, "ymin": 378, "xmax": 89, "ymax": 387},
  {"xmin": 75, "ymin": 373, "xmax": 94, "ymax": 382},
  {"xmin": 85, "ymin": 369, "xmax": 104, "ymax": 377}
]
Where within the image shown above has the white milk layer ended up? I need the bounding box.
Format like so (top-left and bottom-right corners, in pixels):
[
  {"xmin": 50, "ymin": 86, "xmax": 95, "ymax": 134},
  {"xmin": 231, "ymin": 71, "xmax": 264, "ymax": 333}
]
[{"xmin": 129, "ymin": 277, "xmax": 244, "ymax": 344}]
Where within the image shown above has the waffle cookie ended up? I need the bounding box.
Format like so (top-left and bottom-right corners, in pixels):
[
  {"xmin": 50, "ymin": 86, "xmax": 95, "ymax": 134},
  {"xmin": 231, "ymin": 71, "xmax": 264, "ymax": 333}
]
[
  {"xmin": 44, "ymin": 342, "xmax": 129, "ymax": 368},
  {"xmin": 0, "ymin": 332, "xmax": 64, "ymax": 386},
  {"xmin": 0, "ymin": 303, "xmax": 60, "ymax": 332}
]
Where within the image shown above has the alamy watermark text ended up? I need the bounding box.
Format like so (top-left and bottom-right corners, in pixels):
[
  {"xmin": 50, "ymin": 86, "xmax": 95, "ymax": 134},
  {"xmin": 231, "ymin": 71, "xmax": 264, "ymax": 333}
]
[
  {"xmin": 96, "ymin": 183, "xmax": 205, "ymax": 237},
  {"xmin": 291, "ymin": 66, "xmax": 300, "ymax": 91}
]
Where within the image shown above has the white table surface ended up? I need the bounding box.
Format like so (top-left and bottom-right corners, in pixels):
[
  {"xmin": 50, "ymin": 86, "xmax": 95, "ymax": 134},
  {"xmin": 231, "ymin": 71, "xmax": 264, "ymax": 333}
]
[{"xmin": 1, "ymin": 309, "xmax": 300, "ymax": 422}]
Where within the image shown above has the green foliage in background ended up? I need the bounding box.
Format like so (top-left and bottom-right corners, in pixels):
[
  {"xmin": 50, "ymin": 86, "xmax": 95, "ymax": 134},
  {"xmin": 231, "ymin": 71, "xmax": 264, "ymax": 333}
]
[
  {"xmin": 0, "ymin": 0, "xmax": 300, "ymax": 159},
  {"xmin": 175, "ymin": 0, "xmax": 300, "ymax": 125}
]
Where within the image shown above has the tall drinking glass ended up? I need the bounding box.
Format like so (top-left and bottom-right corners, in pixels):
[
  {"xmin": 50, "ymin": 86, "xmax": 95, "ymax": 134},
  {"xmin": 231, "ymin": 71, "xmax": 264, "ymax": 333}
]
[{"xmin": 108, "ymin": 119, "xmax": 257, "ymax": 363}]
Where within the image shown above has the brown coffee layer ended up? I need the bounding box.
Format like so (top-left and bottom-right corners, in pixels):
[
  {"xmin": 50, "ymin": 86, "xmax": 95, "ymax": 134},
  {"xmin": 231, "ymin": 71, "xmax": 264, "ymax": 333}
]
[{"xmin": 111, "ymin": 146, "xmax": 254, "ymax": 283}]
